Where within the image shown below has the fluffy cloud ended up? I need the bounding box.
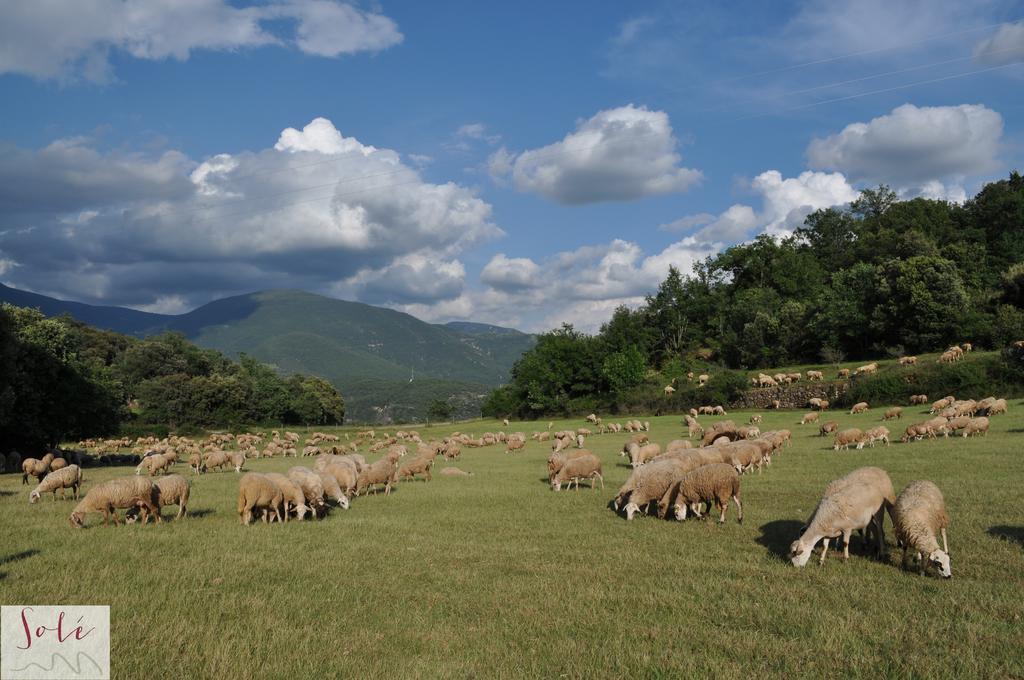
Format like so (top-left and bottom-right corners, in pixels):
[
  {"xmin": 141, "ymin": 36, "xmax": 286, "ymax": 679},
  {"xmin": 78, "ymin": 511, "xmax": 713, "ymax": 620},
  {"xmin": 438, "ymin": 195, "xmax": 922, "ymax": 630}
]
[
  {"xmin": 489, "ymin": 105, "xmax": 701, "ymax": 205},
  {"xmin": 973, "ymin": 22, "xmax": 1024, "ymax": 65},
  {"xmin": 0, "ymin": 117, "xmax": 499, "ymax": 310},
  {"xmin": 341, "ymin": 253, "xmax": 465, "ymax": 305},
  {"xmin": 692, "ymin": 205, "xmax": 758, "ymax": 244},
  {"xmin": 806, "ymin": 104, "xmax": 1004, "ymax": 188},
  {"xmin": 479, "ymin": 254, "xmax": 542, "ymax": 292},
  {"xmin": 751, "ymin": 169, "xmax": 858, "ymax": 235},
  {"xmin": 659, "ymin": 213, "xmax": 715, "ymax": 232},
  {"xmin": 0, "ymin": 0, "xmax": 402, "ymax": 82}
]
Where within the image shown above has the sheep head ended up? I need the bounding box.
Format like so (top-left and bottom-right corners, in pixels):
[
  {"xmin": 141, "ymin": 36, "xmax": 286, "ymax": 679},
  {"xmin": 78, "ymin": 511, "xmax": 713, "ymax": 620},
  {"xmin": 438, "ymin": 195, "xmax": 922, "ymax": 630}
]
[
  {"xmin": 789, "ymin": 539, "xmax": 814, "ymax": 567},
  {"xmin": 69, "ymin": 511, "xmax": 85, "ymax": 529},
  {"xmin": 929, "ymin": 550, "xmax": 952, "ymax": 578},
  {"xmin": 29, "ymin": 490, "xmax": 40, "ymax": 504}
]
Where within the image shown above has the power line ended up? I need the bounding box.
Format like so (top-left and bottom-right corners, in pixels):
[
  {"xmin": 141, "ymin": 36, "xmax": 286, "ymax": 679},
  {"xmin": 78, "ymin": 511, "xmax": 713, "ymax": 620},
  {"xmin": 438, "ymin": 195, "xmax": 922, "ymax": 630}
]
[
  {"xmin": 719, "ymin": 19, "xmax": 1018, "ymax": 83},
  {"xmin": 739, "ymin": 60, "xmax": 1024, "ymax": 120}
]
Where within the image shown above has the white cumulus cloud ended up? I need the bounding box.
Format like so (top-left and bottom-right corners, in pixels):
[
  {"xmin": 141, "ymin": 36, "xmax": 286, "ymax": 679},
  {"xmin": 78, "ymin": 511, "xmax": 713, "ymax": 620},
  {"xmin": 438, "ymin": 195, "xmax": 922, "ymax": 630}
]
[
  {"xmin": 0, "ymin": 0, "xmax": 402, "ymax": 82},
  {"xmin": 806, "ymin": 104, "xmax": 1004, "ymax": 190},
  {"xmin": 480, "ymin": 254, "xmax": 542, "ymax": 292},
  {"xmin": 489, "ymin": 105, "xmax": 701, "ymax": 205}
]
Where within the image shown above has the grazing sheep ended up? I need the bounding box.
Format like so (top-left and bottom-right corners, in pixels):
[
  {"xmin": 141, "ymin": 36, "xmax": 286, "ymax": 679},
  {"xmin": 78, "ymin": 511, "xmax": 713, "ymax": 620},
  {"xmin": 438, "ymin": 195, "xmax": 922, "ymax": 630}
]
[
  {"xmin": 862, "ymin": 426, "xmax": 891, "ymax": 448},
  {"xmin": 663, "ymin": 385, "xmax": 676, "ymax": 395},
  {"xmin": 909, "ymin": 394, "xmax": 929, "ymax": 405},
  {"xmin": 771, "ymin": 400, "xmax": 781, "ymax": 409},
  {"xmin": 316, "ymin": 470, "xmax": 350, "ymax": 509},
  {"xmin": 837, "ymin": 369, "xmax": 850, "ymax": 379},
  {"xmin": 698, "ymin": 374, "xmax": 710, "ymax": 386},
  {"xmin": 850, "ymin": 402, "xmax": 869, "ymax": 415},
  {"xmin": 855, "ymin": 363, "xmax": 878, "ymax": 376},
  {"xmin": 188, "ymin": 452, "xmax": 202, "ymax": 475},
  {"xmin": 21, "ymin": 453, "xmax": 55, "ymax": 485},
  {"xmin": 550, "ymin": 453, "xmax": 603, "ymax": 491},
  {"xmin": 229, "ymin": 451, "xmax": 246, "ymax": 473},
  {"xmin": 29, "ymin": 465, "xmax": 83, "ymax": 503},
  {"xmin": 263, "ymin": 473, "xmax": 309, "ymax": 521},
  {"xmin": 614, "ymin": 456, "xmax": 709, "ymax": 520},
  {"xmin": 665, "ymin": 463, "xmax": 742, "ymax": 524},
  {"xmin": 138, "ymin": 453, "xmax": 171, "ymax": 476},
  {"xmin": 898, "ymin": 356, "xmax": 917, "ymax": 365},
  {"xmin": 202, "ymin": 450, "xmax": 231, "ymax": 473},
  {"xmin": 50, "ymin": 457, "xmax": 67, "ymax": 472},
  {"xmin": 237, "ymin": 473, "xmax": 284, "ymax": 525},
  {"xmin": 356, "ymin": 458, "xmax": 398, "ymax": 496},
  {"xmin": 962, "ymin": 417, "xmax": 989, "ymax": 437},
  {"xmin": 807, "ymin": 370, "xmax": 824, "ymax": 381},
  {"xmin": 749, "ymin": 415, "xmax": 762, "ymax": 424},
  {"xmin": 883, "ymin": 407, "xmax": 903, "ymax": 421},
  {"xmin": 801, "ymin": 412, "xmax": 820, "ymax": 425},
  {"xmin": 833, "ymin": 428, "xmax": 864, "ymax": 451},
  {"xmin": 687, "ymin": 420, "xmax": 704, "ymax": 439},
  {"xmin": 321, "ymin": 463, "xmax": 357, "ymax": 498},
  {"xmin": 984, "ymin": 398, "xmax": 1008, "ymax": 416},
  {"xmin": 69, "ymin": 476, "xmax": 159, "ymax": 528},
  {"xmin": 665, "ymin": 439, "xmax": 693, "ymax": 452},
  {"xmin": 819, "ymin": 421, "xmax": 839, "ymax": 437},
  {"xmin": 398, "ymin": 456, "xmax": 434, "ymax": 482},
  {"xmin": 288, "ymin": 467, "xmax": 328, "ymax": 515},
  {"xmin": 901, "ymin": 423, "xmax": 931, "ymax": 443},
  {"xmin": 789, "ymin": 467, "xmax": 895, "ymax": 566},
  {"xmin": 628, "ymin": 442, "xmax": 662, "ymax": 468},
  {"xmin": 893, "ymin": 480, "xmax": 952, "ymax": 578},
  {"xmin": 127, "ymin": 474, "xmax": 191, "ymax": 522}
]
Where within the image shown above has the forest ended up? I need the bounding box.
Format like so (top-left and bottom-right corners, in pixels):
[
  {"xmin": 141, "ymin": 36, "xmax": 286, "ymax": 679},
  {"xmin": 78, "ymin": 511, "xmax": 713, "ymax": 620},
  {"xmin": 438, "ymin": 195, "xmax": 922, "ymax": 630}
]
[
  {"xmin": 485, "ymin": 173, "xmax": 1024, "ymax": 418},
  {"xmin": 0, "ymin": 304, "xmax": 345, "ymax": 451}
]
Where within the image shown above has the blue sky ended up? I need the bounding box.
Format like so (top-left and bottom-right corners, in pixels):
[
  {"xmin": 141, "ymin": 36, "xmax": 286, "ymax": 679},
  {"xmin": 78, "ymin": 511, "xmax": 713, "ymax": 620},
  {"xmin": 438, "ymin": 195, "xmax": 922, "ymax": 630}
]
[{"xmin": 0, "ymin": 0, "xmax": 1022, "ymax": 331}]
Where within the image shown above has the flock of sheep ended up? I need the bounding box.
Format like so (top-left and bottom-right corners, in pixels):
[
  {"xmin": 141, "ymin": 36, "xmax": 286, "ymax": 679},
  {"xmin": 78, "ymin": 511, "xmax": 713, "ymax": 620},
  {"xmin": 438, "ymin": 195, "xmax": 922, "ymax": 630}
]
[{"xmin": 6, "ymin": 344, "xmax": 1012, "ymax": 579}]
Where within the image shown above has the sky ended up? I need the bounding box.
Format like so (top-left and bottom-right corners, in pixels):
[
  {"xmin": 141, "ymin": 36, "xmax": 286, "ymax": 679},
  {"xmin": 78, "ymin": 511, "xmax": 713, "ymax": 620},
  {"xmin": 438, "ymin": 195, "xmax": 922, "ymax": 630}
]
[{"xmin": 0, "ymin": 0, "xmax": 1022, "ymax": 333}]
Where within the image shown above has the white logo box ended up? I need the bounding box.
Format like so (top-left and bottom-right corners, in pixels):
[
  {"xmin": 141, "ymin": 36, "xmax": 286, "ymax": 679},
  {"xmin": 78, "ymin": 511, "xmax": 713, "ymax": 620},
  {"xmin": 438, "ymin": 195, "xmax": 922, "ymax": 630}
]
[{"xmin": 1, "ymin": 606, "xmax": 109, "ymax": 680}]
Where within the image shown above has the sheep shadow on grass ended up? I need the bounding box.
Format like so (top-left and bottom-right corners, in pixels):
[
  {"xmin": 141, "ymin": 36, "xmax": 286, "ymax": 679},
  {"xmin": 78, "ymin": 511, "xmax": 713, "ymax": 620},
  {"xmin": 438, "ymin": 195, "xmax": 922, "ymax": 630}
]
[
  {"xmin": 0, "ymin": 549, "xmax": 40, "ymax": 578},
  {"xmin": 186, "ymin": 509, "xmax": 215, "ymax": 519},
  {"xmin": 987, "ymin": 525, "xmax": 1024, "ymax": 549},
  {"xmin": 756, "ymin": 520, "xmax": 804, "ymax": 561},
  {"xmin": 0, "ymin": 490, "xmax": 14, "ymax": 497}
]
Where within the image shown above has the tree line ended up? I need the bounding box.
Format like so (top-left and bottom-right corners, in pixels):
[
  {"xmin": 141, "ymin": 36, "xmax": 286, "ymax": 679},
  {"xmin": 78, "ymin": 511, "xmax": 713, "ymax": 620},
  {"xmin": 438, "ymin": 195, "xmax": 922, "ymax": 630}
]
[
  {"xmin": 0, "ymin": 304, "xmax": 344, "ymax": 452},
  {"xmin": 485, "ymin": 173, "xmax": 1024, "ymax": 418}
]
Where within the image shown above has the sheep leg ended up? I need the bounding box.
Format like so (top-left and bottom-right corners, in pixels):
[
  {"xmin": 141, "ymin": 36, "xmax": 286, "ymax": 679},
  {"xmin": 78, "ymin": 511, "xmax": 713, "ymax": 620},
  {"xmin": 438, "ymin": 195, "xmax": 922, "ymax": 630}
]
[
  {"xmin": 918, "ymin": 551, "xmax": 925, "ymax": 576},
  {"xmin": 819, "ymin": 538, "xmax": 830, "ymax": 565},
  {"xmin": 733, "ymin": 495, "xmax": 743, "ymax": 524},
  {"xmin": 717, "ymin": 499, "xmax": 727, "ymax": 523},
  {"xmin": 941, "ymin": 527, "xmax": 948, "ymax": 553},
  {"xmin": 901, "ymin": 544, "xmax": 908, "ymax": 569},
  {"xmin": 842, "ymin": 530, "xmax": 853, "ymax": 560}
]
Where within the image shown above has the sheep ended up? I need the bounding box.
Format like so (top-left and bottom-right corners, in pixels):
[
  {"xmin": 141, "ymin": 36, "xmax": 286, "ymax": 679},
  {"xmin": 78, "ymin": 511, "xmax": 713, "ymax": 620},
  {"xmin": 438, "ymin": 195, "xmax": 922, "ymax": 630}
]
[
  {"xmin": 893, "ymin": 480, "xmax": 952, "ymax": 578},
  {"xmin": 883, "ymin": 407, "xmax": 903, "ymax": 421},
  {"xmin": 398, "ymin": 455, "xmax": 434, "ymax": 482},
  {"xmin": 138, "ymin": 453, "xmax": 171, "ymax": 476},
  {"xmin": 698, "ymin": 373, "xmax": 710, "ymax": 386},
  {"xmin": 29, "ymin": 465, "xmax": 83, "ymax": 503},
  {"xmin": 628, "ymin": 442, "xmax": 663, "ymax": 468},
  {"xmin": 502, "ymin": 418, "xmax": 510, "ymax": 427},
  {"xmin": 807, "ymin": 370, "xmax": 824, "ymax": 381},
  {"xmin": 819, "ymin": 421, "xmax": 839, "ymax": 437},
  {"xmin": 229, "ymin": 451, "xmax": 246, "ymax": 473},
  {"xmin": 505, "ymin": 436, "xmax": 526, "ymax": 454},
  {"xmin": 833, "ymin": 428, "xmax": 864, "ymax": 451},
  {"xmin": 663, "ymin": 385, "xmax": 676, "ymax": 395},
  {"xmin": 901, "ymin": 423, "xmax": 931, "ymax": 443},
  {"xmin": 202, "ymin": 450, "xmax": 231, "ymax": 473},
  {"xmin": 855, "ymin": 363, "xmax": 878, "ymax": 376},
  {"xmin": 356, "ymin": 458, "xmax": 398, "ymax": 496},
  {"xmin": 188, "ymin": 452, "xmax": 202, "ymax": 475},
  {"xmin": 862, "ymin": 426, "xmax": 890, "ymax": 448},
  {"xmin": 614, "ymin": 456, "xmax": 708, "ymax": 520},
  {"xmin": 69, "ymin": 476, "xmax": 159, "ymax": 528},
  {"xmin": 316, "ymin": 470, "xmax": 350, "ymax": 509},
  {"xmin": 818, "ymin": 399, "xmax": 830, "ymax": 411},
  {"xmin": 909, "ymin": 394, "xmax": 929, "ymax": 405},
  {"xmin": 801, "ymin": 412, "xmax": 820, "ymax": 425},
  {"xmin": 550, "ymin": 453, "xmax": 603, "ymax": 491},
  {"xmin": 789, "ymin": 467, "xmax": 895, "ymax": 566},
  {"xmin": 321, "ymin": 463, "xmax": 358, "ymax": 498},
  {"xmin": 850, "ymin": 401, "xmax": 869, "ymax": 415},
  {"xmin": 21, "ymin": 453, "xmax": 54, "ymax": 485},
  {"xmin": 237, "ymin": 473, "xmax": 284, "ymax": 525},
  {"xmin": 771, "ymin": 399, "xmax": 781, "ymax": 410},
  {"xmin": 898, "ymin": 356, "xmax": 917, "ymax": 365},
  {"xmin": 288, "ymin": 467, "xmax": 328, "ymax": 515},
  {"xmin": 262, "ymin": 473, "xmax": 309, "ymax": 521},
  {"xmin": 50, "ymin": 457, "xmax": 67, "ymax": 472},
  {"xmin": 749, "ymin": 414, "xmax": 762, "ymax": 424},
  {"xmin": 962, "ymin": 417, "xmax": 989, "ymax": 438},
  {"xmin": 837, "ymin": 369, "xmax": 851, "ymax": 379},
  {"xmin": 687, "ymin": 420, "xmax": 704, "ymax": 439},
  {"xmin": 984, "ymin": 398, "xmax": 1008, "ymax": 416},
  {"xmin": 548, "ymin": 449, "xmax": 594, "ymax": 480},
  {"xmin": 664, "ymin": 463, "xmax": 742, "ymax": 524},
  {"xmin": 440, "ymin": 467, "xmax": 473, "ymax": 477},
  {"xmin": 665, "ymin": 439, "xmax": 693, "ymax": 452},
  {"xmin": 961, "ymin": 342, "xmax": 972, "ymax": 352},
  {"xmin": 127, "ymin": 474, "xmax": 191, "ymax": 522}
]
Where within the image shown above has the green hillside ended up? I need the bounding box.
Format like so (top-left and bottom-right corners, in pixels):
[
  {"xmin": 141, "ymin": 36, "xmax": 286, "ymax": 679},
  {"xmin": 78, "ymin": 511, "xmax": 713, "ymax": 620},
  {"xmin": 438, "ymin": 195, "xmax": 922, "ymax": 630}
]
[{"xmin": 0, "ymin": 286, "xmax": 535, "ymax": 423}]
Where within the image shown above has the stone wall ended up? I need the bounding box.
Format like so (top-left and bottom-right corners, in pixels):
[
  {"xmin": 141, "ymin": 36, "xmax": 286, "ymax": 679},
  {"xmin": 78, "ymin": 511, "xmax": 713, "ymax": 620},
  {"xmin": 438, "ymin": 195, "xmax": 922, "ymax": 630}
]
[{"xmin": 730, "ymin": 381, "xmax": 851, "ymax": 410}]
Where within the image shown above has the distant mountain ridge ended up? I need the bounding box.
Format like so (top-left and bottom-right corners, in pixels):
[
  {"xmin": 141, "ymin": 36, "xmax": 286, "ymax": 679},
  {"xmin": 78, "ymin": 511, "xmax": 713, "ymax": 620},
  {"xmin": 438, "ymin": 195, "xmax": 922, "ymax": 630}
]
[{"xmin": 0, "ymin": 284, "xmax": 535, "ymax": 422}]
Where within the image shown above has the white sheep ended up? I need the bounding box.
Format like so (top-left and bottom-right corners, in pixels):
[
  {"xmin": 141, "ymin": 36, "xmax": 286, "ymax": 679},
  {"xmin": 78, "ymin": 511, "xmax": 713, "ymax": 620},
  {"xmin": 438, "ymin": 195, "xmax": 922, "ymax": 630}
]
[
  {"xmin": 29, "ymin": 465, "xmax": 83, "ymax": 503},
  {"xmin": 237, "ymin": 473, "xmax": 284, "ymax": 525},
  {"xmin": 665, "ymin": 463, "xmax": 742, "ymax": 523},
  {"xmin": 893, "ymin": 480, "xmax": 951, "ymax": 578},
  {"xmin": 550, "ymin": 453, "xmax": 603, "ymax": 491},
  {"xmin": 789, "ymin": 467, "xmax": 895, "ymax": 566},
  {"xmin": 126, "ymin": 474, "xmax": 191, "ymax": 522},
  {"xmin": 69, "ymin": 476, "xmax": 159, "ymax": 528}
]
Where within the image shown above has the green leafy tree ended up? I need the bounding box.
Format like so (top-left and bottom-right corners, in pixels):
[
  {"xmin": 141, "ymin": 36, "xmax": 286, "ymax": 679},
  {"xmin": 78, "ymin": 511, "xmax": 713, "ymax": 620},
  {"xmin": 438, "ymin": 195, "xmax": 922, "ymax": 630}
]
[
  {"xmin": 601, "ymin": 346, "xmax": 646, "ymax": 394},
  {"xmin": 426, "ymin": 399, "xmax": 455, "ymax": 424}
]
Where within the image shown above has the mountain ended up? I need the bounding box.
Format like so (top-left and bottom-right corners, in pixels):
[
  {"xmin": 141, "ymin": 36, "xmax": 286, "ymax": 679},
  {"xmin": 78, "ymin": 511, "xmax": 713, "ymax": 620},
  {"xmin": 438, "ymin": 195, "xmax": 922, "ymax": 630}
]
[{"xmin": 0, "ymin": 285, "xmax": 535, "ymax": 422}]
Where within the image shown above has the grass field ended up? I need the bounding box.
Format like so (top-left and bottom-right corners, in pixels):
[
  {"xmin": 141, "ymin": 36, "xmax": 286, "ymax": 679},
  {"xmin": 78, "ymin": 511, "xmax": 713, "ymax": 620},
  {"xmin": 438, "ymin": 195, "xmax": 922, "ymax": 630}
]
[{"xmin": 2, "ymin": 405, "xmax": 1024, "ymax": 678}]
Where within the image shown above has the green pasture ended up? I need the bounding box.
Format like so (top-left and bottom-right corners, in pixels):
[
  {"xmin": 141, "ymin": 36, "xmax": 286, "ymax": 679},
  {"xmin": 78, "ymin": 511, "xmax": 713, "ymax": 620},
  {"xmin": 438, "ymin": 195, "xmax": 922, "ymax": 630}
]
[{"xmin": 2, "ymin": 404, "xmax": 1023, "ymax": 678}]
